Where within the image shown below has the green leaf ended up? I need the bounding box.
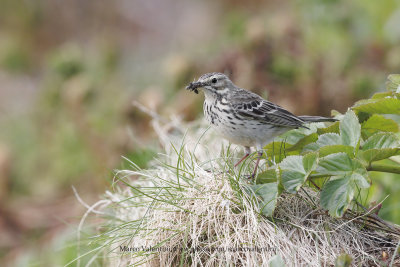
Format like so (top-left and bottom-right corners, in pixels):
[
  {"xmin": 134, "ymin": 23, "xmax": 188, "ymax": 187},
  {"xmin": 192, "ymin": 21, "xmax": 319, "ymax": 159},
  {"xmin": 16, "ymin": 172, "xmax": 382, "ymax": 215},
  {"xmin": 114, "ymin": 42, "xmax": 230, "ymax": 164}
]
[
  {"xmin": 279, "ymin": 156, "xmax": 305, "ymax": 193},
  {"xmin": 353, "ymin": 98, "xmax": 400, "ymax": 115},
  {"xmin": 317, "ymin": 133, "xmax": 342, "ymax": 146},
  {"xmin": 317, "ymin": 153, "xmax": 370, "ymax": 217},
  {"xmin": 264, "ymin": 141, "xmax": 296, "ymax": 163},
  {"xmin": 386, "ymin": 74, "xmax": 400, "ymax": 92},
  {"xmin": 256, "ymin": 168, "xmax": 278, "ymax": 184},
  {"xmin": 302, "ymin": 142, "xmax": 320, "ymax": 152},
  {"xmin": 320, "ymin": 172, "xmax": 369, "ymax": 217},
  {"xmin": 250, "ymin": 183, "xmax": 278, "ymax": 217},
  {"xmin": 317, "ymin": 153, "xmax": 354, "ymax": 175},
  {"xmin": 359, "ymin": 148, "xmax": 400, "ymax": 163},
  {"xmin": 303, "ymin": 133, "xmax": 341, "ymax": 152},
  {"xmin": 316, "ymin": 153, "xmax": 368, "ymax": 178},
  {"xmin": 371, "ymin": 92, "xmax": 395, "ymax": 99},
  {"xmin": 361, "ymin": 114, "xmax": 399, "ymax": 138},
  {"xmin": 362, "ymin": 132, "xmax": 400, "ymax": 150},
  {"xmin": 319, "ymin": 145, "xmax": 355, "ymax": 158},
  {"xmin": 269, "ymin": 254, "xmax": 286, "ymax": 267},
  {"xmin": 340, "ymin": 110, "xmax": 361, "ymax": 148},
  {"xmin": 277, "ymin": 125, "xmax": 322, "ymax": 145},
  {"xmin": 317, "ymin": 121, "xmax": 340, "ymax": 135},
  {"xmin": 320, "ymin": 174, "xmax": 354, "ymax": 217},
  {"xmin": 287, "ymin": 133, "xmax": 318, "ymax": 151},
  {"xmin": 350, "ymin": 172, "xmax": 371, "ymax": 188},
  {"xmin": 278, "ymin": 130, "xmax": 308, "ymax": 144},
  {"xmin": 303, "ymin": 152, "xmax": 318, "ymax": 173},
  {"xmin": 279, "ymin": 154, "xmax": 317, "ymax": 193},
  {"xmin": 362, "ymin": 135, "xmax": 400, "ymax": 162}
]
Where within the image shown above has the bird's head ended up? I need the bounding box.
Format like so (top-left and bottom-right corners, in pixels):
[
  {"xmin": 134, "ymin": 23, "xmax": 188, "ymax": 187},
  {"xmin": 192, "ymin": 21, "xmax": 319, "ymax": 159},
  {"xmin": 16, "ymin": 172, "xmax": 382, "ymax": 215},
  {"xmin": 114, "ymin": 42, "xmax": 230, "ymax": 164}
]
[{"xmin": 186, "ymin": 72, "xmax": 233, "ymax": 95}]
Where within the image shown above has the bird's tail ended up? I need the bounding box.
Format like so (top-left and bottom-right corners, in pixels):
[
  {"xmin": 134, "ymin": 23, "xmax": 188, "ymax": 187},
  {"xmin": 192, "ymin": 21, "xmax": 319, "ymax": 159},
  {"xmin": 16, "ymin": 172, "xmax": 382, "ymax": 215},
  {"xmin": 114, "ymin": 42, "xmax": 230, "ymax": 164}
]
[{"xmin": 298, "ymin": 115, "xmax": 337, "ymax": 123}]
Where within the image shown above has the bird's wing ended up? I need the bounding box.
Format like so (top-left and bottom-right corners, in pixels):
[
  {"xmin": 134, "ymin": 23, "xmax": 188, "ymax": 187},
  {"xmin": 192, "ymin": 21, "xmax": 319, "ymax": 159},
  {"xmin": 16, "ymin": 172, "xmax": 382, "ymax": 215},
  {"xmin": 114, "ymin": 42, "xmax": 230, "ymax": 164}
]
[{"xmin": 230, "ymin": 90, "xmax": 305, "ymax": 128}]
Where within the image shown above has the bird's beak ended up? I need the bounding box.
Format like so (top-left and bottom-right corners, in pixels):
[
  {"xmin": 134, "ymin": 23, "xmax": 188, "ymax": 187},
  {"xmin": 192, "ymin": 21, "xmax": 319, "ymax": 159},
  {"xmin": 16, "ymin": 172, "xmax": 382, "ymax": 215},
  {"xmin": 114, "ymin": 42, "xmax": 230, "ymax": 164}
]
[{"xmin": 186, "ymin": 81, "xmax": 205, "ymax": 94}]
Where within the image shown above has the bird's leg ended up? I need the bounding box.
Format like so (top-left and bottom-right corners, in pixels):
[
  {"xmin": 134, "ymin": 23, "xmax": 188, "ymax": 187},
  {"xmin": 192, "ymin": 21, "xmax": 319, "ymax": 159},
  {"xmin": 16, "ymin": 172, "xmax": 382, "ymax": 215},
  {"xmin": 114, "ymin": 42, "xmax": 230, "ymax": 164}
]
[
  {"xmin": 250, "ymin": 150, "xmax": 263, "ymax": 179},
  {"xmin": 234, "ymin": 147, "xmax": 251, "ymax": 167}
]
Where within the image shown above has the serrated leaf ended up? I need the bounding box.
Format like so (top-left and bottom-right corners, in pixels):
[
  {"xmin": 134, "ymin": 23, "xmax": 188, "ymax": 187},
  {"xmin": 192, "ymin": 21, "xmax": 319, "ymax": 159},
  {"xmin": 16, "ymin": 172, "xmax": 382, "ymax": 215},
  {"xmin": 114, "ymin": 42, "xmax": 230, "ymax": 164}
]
[
  {"xmin": 278, "ymin": 125, "xmax": 322, "ymax": 145},
  {"xmin": 280, "ymin": 155, "xmax": 303, "ymax": 171},
  {"xmin": 317, "ymin": 133, "xmax": 342, "ymax": 146},
  {"xmin": 320, "ymin": 175, "xmax": 354, "ymax": 217},
  {"xmin": 302, "ymin": 142, "xmax": 320, "ymax": 152},
  {"xmin": 303, "ymin": 152, "xmax": 318, "ymax": 173},
  {"xmin": 320, "ymin": 172, "xmax": 369, "ymax": 217},
  {"xmin": 317, "ymin": 153, "xmax": 353, "ymax": 175},
  {"xmin": 317, "ymin": 152, "xmax": 370, "ymax": 217},
  {"xmin": 280, "ymin": 170, "xmax": 306, "ymax": 193},
  {"xmin": 280, "ymin": 155, "xmax": 317, "ymax": 193},
  {"xmin": 303, "ymin": 133, "xmax": 342, "ymax": 152},
  {"xmin": 340, "ymin": 110, "xmax": 361, "ymax": 148},
  {"xmin": 362, "ymin": 132, "xmax": 400, "ymax": 150},
  {"xmin": 316, "ymin": 153, "xmax": 367, "ymax": 176},
  {"xmin": 250, "ymin": 183, "xmax": 278, "ymax": 217},
  {"xmin": 319, "ymin": 145, "xmax": 355, "ymax": 158},
  {"xmin": 317, "ymin": 121, "xmax": 340, "ymax": 135},
  {"xmin": 350, "ymin": 172, "xmax": 371, "ymax": 188},
  {"xmin": 280, "ymin": 156, "xmax": 305, "ymax": 193},
  {"xmin": 287, "ymin": 133, "xmax": 318, "ymax": 151},
  {"xmin": 269, "ymin": 254, "xmax": 286, "ymax": 267},
  {"xmin": 278, "ymin": 130, "xmax": 307, "ymax": 144},
  {"xmin": 353, "ymin": 98, "xmax": 400, "ymax": 115},
  {"xmin": 256, "ymin": 169, "xmax": 278, "ymax": 184},
  {"xmin": 371, "ymin": 92, "xmax": 395, "ymax": 99},
  {"xmin": 264, "ymin": 141, "xmax": 296, "ymax": 163},
  {"xmin": 386, "ymin": 74, "xmax": 400, "ymax": 92},
  {"xmin": 359, "ymin": 148, "xmax": 400, "ymax": 163},
  {"xmin": 353, "ymin": 98, "xmax": 374, "ymax": 106},
  {"xmin": 361, "ymin": 114, "xmax": 399, "ymax": 138}
]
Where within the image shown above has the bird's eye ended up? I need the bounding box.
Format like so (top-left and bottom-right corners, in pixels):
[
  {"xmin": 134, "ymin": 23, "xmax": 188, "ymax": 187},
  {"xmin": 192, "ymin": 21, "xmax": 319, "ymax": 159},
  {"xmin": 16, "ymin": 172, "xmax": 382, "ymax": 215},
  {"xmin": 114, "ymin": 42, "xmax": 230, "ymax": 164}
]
[{"xmin": 211, "ymin": 78, "xmax": 217, "ymax": 84}]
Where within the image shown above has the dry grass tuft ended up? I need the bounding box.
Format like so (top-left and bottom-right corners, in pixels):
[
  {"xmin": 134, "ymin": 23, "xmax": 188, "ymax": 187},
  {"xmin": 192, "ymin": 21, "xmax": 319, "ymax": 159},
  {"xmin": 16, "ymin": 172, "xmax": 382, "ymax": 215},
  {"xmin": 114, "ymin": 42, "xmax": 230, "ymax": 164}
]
[{"xmin": 82, "ymin": 115, "xmax": 399, "ymax": 267}]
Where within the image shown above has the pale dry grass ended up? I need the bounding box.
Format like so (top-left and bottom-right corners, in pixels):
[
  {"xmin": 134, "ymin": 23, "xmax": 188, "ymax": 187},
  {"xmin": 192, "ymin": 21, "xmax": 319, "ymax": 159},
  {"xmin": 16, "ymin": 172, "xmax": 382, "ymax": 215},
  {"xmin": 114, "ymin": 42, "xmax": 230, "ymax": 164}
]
[{"xmin": 80, "ymin": 112, "xmax": 399, "ymax": 267}]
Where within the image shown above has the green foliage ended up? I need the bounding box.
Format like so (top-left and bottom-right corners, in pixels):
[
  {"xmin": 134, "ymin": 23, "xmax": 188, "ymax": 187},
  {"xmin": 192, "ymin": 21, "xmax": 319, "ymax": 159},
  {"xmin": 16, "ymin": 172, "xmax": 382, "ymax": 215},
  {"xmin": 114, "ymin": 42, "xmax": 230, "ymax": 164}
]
[
  {"xmin": 49, "ymin": 44, "xmax": 84, "ymax": 79},
  {"xmin": 335, "ymin": 254, "xmax": 353, "ymax": 267},
  {"xmin": 260, "ymin": 74, "xmax": 400, "ymax": 217},
  {"xmin": 353, "ymin": 98, "xmax": 400, "ymax": 115},
  {"xmin": 361, "ymin": 114, "xmax": 399, "ymax": 138},
  {"xmin": 125, "ymin": 148, "xmax": 157, "ymax": 169},
  {"xmin": 280, "ymin": 153, "xmax": 318, "ymax": 193},
  {"xmin": 387, "ymin": 74, "xmax": 400, "ymax": 93},
  {"xmin": 318, "ymin": 153, "xmax": 370, "ymax": 216},
  {"xmin": 0, "ymin": 40, "xmax": 30, "ymax": 72},
  {"xmin": 249, "ymin": 182, "xmax": 278, "ymax": 217}
]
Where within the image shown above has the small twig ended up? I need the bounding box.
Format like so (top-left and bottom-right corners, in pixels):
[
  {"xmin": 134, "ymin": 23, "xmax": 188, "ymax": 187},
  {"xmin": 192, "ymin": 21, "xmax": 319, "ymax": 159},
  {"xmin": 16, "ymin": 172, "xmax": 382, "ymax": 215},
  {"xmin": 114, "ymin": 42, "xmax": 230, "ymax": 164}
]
[
  {"xmin": 354, "ymin": 200, "xmax": 400, "ymax": 235},
  {"xmin": 309, "ymin": 173, "xmax": 329, "ymax": 179},
  {"xmin": 389, "ymin": 239, "xmax": 400, "ymax": 267},
  {"xmin": 308, "ymin": 178, "xmax": 321, "ymax": 190},
  {"xmin": 300, "ymin": 187, "xmax": 318, "ymax": 208},
  {"xmin": 299, "ymin": 187, "xmax": 318, "ymax": 208},
  {"xmin": 133, "ymin": 100, "xmax": 167, "ymax": 123}
]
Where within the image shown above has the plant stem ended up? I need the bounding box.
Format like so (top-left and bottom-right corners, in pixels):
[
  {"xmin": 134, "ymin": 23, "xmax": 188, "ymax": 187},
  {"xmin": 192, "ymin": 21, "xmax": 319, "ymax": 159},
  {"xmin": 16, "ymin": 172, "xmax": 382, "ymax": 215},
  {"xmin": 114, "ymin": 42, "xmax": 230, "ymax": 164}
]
[
  {"xmin": 308, "ymin": 179, "xmax": 321, "ymax": 190},
  {"xmin": 354, "ymin": 201, "xmax": 400, "ymax": 235},
  {"xmin": 367, "ymin": 163, "xmax": 400, "ymax": 175},
  {"xmin": 309, "ymin": 174, "xmax": 329, "ymax": 179}
]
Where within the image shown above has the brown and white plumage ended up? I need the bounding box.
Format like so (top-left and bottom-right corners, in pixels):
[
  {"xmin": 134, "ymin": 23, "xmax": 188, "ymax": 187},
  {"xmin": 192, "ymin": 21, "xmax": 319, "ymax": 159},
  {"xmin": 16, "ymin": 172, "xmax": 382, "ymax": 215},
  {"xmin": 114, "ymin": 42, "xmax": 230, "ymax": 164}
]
[{"xmin": 186, "ymin": 72, "xmax": 336, "ymax": 178}]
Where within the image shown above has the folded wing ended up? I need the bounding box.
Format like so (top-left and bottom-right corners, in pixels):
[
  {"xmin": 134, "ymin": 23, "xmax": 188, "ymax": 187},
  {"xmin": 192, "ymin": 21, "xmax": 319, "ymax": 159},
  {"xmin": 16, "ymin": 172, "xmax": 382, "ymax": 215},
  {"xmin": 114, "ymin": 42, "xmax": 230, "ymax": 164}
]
[{"xmin": 230, "ymin": 91, "xmax": 306, "ymax": 128}]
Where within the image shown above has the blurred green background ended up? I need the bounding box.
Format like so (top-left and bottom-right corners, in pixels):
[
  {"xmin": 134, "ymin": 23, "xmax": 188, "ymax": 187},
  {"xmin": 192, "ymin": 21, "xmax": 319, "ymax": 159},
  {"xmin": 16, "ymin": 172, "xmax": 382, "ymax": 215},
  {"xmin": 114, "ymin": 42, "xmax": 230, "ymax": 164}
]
[{"xmin": 0, "ymin": 0, "xmax": 399, "ymax": 265}]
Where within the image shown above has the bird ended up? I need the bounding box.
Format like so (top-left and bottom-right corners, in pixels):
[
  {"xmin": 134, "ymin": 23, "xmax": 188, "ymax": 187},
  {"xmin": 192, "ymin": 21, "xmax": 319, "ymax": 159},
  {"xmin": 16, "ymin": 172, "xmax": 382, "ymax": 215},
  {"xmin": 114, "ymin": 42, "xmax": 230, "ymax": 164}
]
[{"xmin": 186, "ymin": 72, "xmax": 336, "ymax": 179}]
